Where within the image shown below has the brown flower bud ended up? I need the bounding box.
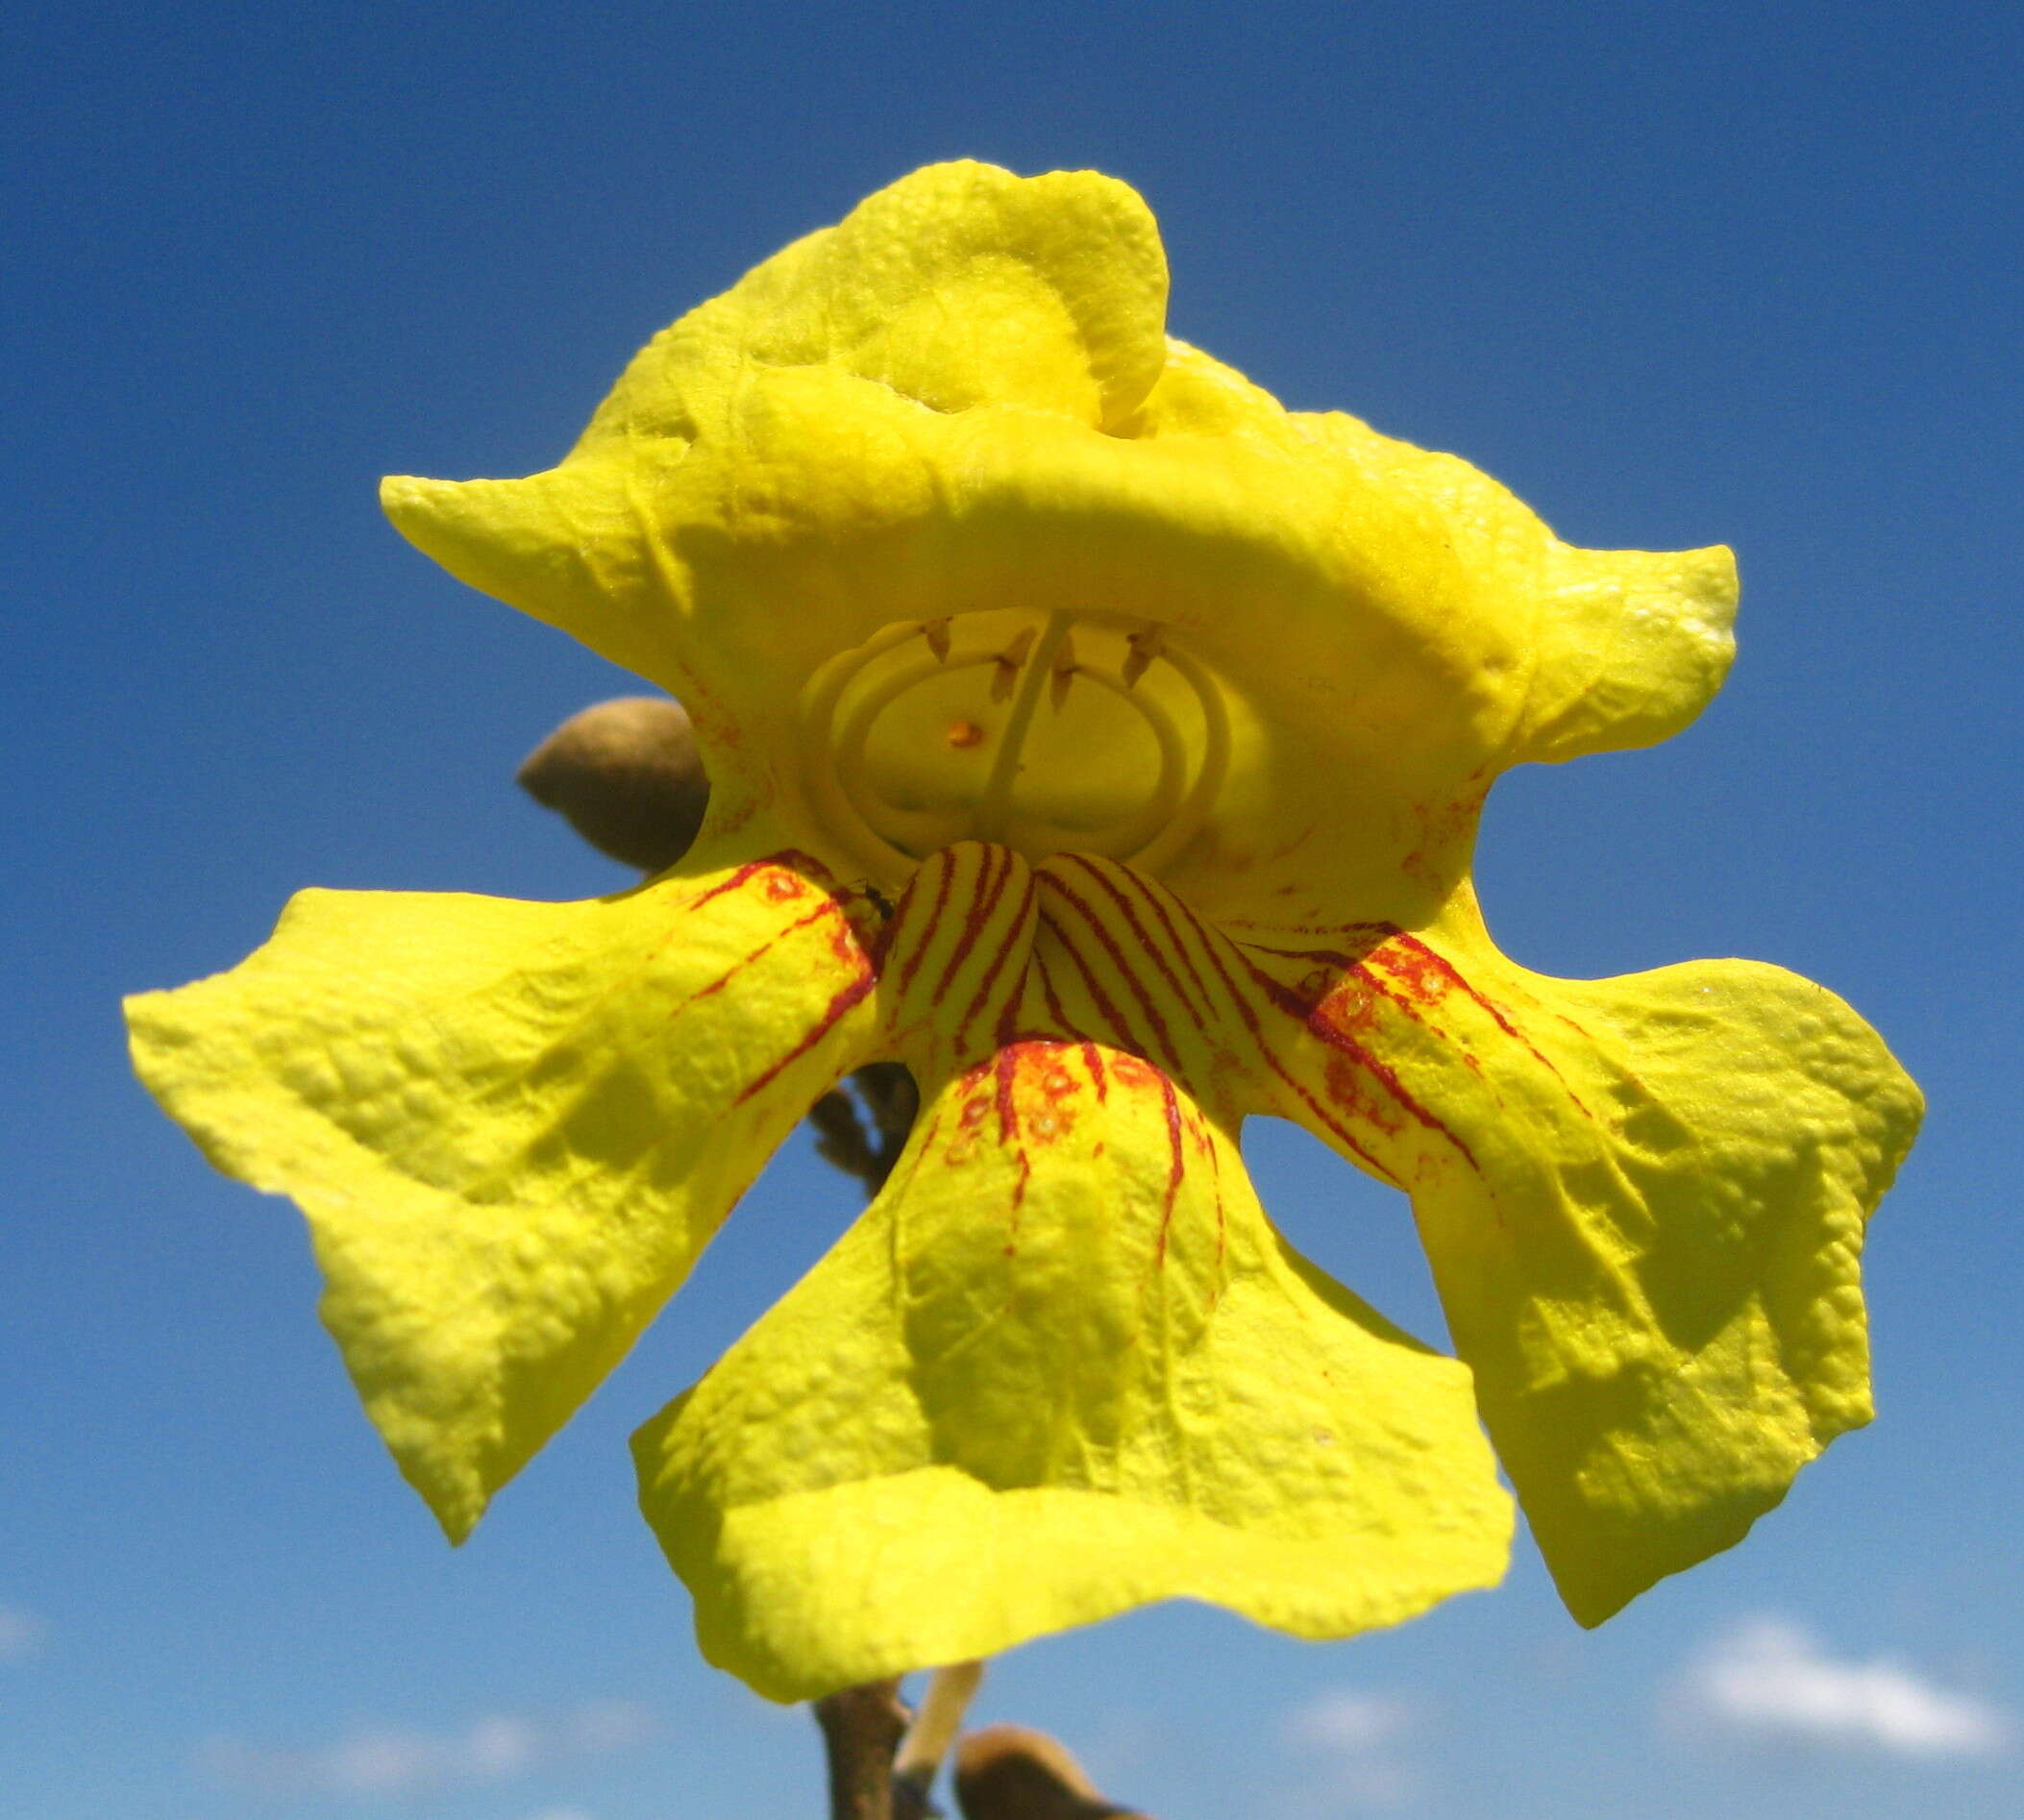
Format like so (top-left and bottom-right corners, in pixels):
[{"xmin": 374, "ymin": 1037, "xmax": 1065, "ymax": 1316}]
[
  {"xmin": 517, "ymin": 696, "xmax": 709, "ymax": 873},
  {"xmin": 953, "ymin": 1724, "xmax": 1150, "ymax": 1820}
]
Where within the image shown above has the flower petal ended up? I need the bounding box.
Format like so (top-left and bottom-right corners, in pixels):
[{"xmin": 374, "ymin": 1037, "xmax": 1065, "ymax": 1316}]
[
  {"xmin": 1248, "ymin": 896, "xmax": 1921, "ymax": 1624},
  {"xmin": 380, "ymin": 159, "xmax": 1167, "ymax": 688},
  {"xmin": 382, "ymin": 172, "xmax": 1732, "ymax": 920},
  {"xmin": 592, "ymin": 158, "xmax": 1171, "ymax": 434},
  {"xmin": 125, "ymin": 843, "xmax": 880, "ymax": 1541},
  {"xmin": 632, "ymin": 1038, "xmax": 1511, "ymax": 1701}
]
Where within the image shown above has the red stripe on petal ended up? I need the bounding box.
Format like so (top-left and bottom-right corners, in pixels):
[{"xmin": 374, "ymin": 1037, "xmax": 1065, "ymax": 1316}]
[
  {"xmin": 1244, "ymin": 958, "xmax": 1479, "ymax": 1170},
  {"xmin": 1374, "ymin": 935, "xmax": 1593, "ymax": 1117},
  {"xmin": 732, "ymin": 969, "xmax": 876, "ymax": 1107},
  {"xmin": 959, "ymin": 872, "xmax": 1038, "ymax": 1053},
  {"xmin": 1074, "ymin": 860, "xmax": 1214, "ymax": 1024},
  {"xmin": 929, "ymin": 846, "xmax": 1005, "ymax": 1006},
  {"xmin": 1040, "ymin": 873, "xmax": 1188, "ymax": 1076},
  {"xmin": 1154, "ymin": 1070, "xmax": 1186, "ymax": 1266}
]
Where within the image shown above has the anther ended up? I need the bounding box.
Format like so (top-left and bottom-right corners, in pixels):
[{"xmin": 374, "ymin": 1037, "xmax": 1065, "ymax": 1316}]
[
  {"xmin": 1123, "ymin": 626, "xmax": 1165, "ymax": 689},
  {"xmin": 990, "ymin": 625, "xmax": 1038, "ymax": 703},
  {"xmin": 1049, "ymin": 631, "xmax": 1078, "ymax": 713}
]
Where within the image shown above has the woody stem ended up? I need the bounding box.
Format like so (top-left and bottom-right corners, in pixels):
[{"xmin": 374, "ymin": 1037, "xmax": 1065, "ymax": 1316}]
[{"xmin": 814, "ymin": 1679, "xmax": 911, "ymax": 1820}]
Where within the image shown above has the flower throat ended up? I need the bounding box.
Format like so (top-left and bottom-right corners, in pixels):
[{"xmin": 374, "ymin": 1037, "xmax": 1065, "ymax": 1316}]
[{"xmin": 799, "ymin": 608, "xmax": 1230, "ymax": 880}]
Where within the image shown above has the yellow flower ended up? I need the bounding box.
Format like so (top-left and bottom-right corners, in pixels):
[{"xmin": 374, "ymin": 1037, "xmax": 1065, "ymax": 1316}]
[{"xmin": 125, "ymin": 162, "xmax": 1920, "ymax": 1701}]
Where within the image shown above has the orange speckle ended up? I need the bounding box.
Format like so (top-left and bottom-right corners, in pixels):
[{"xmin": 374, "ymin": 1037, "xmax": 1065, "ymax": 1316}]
[
  {"xmin": 948, "ymin": 718, "xmax": 985, "ymax": 749},
  {"xmin": 765, "ymin": 873, "xmax": 805, "ymax": 901}
]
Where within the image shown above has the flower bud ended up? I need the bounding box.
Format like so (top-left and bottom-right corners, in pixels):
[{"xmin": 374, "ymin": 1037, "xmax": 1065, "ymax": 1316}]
[
  {"xmin": 517, "ymin": 696, "xmax": 708, "ymax": 873},
  {"xmin": 953, "ymin": 1724, "xmax": 1148, "ymax": 1820}
]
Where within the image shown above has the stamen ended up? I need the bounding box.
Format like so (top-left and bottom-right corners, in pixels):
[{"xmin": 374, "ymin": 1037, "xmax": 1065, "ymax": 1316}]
[
  {"xmin": 1123, "ymin": 625, "xmax": 1165, "ymax": 690},
  {"xmin": 989, "ymin": 625, "xmax": 1039, "ymax": 704},
  {"xmin": 1049, "ymin": 631, "xmax": 1078, "ymax": 713},
  {"xmin": 798, "ymin": 606, "xmax": 1231, "ymax": 881},
  {"xmin": 975, "ymin": 612, "xmax": 1075, "ymax": 841}
]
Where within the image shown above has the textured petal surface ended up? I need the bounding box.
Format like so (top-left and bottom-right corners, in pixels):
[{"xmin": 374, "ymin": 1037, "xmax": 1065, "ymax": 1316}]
[
  {"xmin": 125, "ymin": 844, "xmax": 880, "ymax": 1540},
  {"xmin": 1248, "ymin": 895, "xmax": 1921, "ymax": 1622},
  {"xmin": 382, "ymin": 167, "xmax": 1737, "ymax": 923},
  {"xmin": 632, "ymin": 1037, "xmax": 1510, "ymax": 1700},
  {"xmin": 379, "ymin": 160, "xmax": 1167, "ymax": 712}
]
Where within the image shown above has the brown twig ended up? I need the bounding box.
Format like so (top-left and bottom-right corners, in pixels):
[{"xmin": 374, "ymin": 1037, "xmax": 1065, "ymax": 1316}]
[{"xmin": 813, "ymin": 1680, "xmax": 912, "ymax": 1820}]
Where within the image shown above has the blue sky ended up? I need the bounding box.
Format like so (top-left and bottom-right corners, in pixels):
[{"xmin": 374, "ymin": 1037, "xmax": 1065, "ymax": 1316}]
[{"xmin": 7, "ymin": 4, "xmax": 2020, "ymax": 1816}]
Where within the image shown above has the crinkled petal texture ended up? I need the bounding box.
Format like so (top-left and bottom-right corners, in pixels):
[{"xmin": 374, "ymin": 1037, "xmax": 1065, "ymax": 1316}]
[
  {"xmin": 125, "ymin": 843, "xmax": 880, "ymax": 1540},
  {"xmin": 632, "ymin": 854, "xmax": 1510, "ymax": 1701},
  {"xmin": 1242, "ymin": 896, "xmax": 1922, "ymax": 1624},
  {"xmin": 379, "ymin": 160, "xmax": 1738, "ymax": 925},
  {"xmin": 912, "ymin": 849, "xmax": 1919, "ymax": 1630}
]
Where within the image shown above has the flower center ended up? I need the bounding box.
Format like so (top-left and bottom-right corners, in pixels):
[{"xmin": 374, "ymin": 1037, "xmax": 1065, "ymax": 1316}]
[{"xmin": 799, "ymin": 609, "xmax": 1230, "ymax": 878}]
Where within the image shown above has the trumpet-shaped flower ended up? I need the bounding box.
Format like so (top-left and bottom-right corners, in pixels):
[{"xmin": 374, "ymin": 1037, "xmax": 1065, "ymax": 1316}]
[{"xmin": 127, "ymin": 162, "xmax": 1920, "ymax": 1701}]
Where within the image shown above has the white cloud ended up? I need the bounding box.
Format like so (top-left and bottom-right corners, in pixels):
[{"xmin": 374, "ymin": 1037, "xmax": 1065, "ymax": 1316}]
[
  {"xmin": 1283, "ymin": 1688, "xmax": 1426, "ymax": 1808},
  {"xmin": 0, "ymin": 1606, "xmax": 44, "ymax": 1661},
  {"xmin": 198, "ymin": 1700, "xmax": 658, "ymax": 1798},
  {"xmin": 1672, "ymin": 1617, "xmax": 2012, "ymax": 1760}
]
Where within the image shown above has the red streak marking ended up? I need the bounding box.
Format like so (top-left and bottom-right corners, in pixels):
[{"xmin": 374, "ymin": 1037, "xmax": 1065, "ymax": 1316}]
[
  {"xmin": 1041, "ymin": 874, "xmax": 1188, "ymax": 1077},
  {"xmin": 991, "ymin": 1045, "xmax": 1036, "ymax": 1220},
  {"xmin": 1236, "ymin": 933, "xmax": 1397, "ymax": 971},
  {"xmin": 686, "ymin": 857, "xmax": 777, "ymax": 914},
  {"xmin": 930, "ymin": 845, "xmax": 1006, "ymax": 1006},
  {"xmin": 893, "ymin": 851, "xmax": 959, "ymax": 996},
  {"xmin": 954, "ymin": 872, "xmax": 1035, "ymax": 1049},
  {"xmin": 1191, "ymin": 921, "xmax": 1402, "ymax": 1185},
  {"xmin": 665, "ymin": 901, "xmax": 851, "ymax": 1020},
  {"xmin": 1246, "ymin": 958, "xmax": 1478, "ymax": 1169},
  {"xmin": 1074, "ymin": 860, "xmax": 1213, "ymax": 1023},
  {"xmin": 1222, "ymin": 915, "xmax": 1398, "ymax": 938},
  {"xmin": 994, "ymin": 1045, "xmax": 1022, "ymax": 1145},
  {"xmin": 1154, "ymin": 1072, "xmax": 1186, "ymax": 1266},
  {"xmin": 732, "ymin": 969, "xmax": 876, "ymax": 1106},
  {"xmin": 1044, "ymin": 916, "xmax": 1145, "ymax": 1059},
  {"xmin": 1034, "ymin": 950, "xmax": 1075, "ymax": 1036},
  {"xmin": 1080, "ymin": 1042, "xmax": 1108, "ymax": 1102},
  {"xmin": 686, "ymin": 849, "xmax": 838, "ymax": 916},
  {"xmin": 1379, "ymin": 935, "xmax": 1592, "ymax": 1116}
]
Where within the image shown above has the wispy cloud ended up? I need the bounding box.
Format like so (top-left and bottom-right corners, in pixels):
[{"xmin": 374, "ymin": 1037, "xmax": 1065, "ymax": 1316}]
[
  {"xmin": 0, "ymin": 1606, "xmax": 44, "ymax": 1662},
  {"xmin": 1282, "ymin": 1687, "xmax": 1426, "ymax": 1808},
  {"xmin": 198, "ymin": 1699, "xmax": 657, "ymax": 1799},
  {"xmin": 1671, "ymin": 1617, "xmax": 2012, "ymax": 1760}
]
